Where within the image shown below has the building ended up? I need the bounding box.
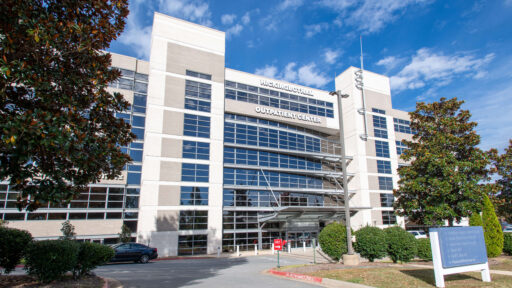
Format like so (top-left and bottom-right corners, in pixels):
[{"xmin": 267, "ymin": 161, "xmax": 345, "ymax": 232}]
[{"xmin": 0, "ymin": 13, "xmax": 415, "ymax": 256}]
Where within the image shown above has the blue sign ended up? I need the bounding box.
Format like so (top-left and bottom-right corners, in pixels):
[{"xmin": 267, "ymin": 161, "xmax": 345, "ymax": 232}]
[{"xmin": 431, "ymin": 227, "xmax": 488, "ymax": 268}]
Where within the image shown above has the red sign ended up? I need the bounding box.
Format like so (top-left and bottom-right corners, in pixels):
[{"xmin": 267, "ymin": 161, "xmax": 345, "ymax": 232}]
[{"xmin": 274, "ymin": 239, "xmax": 282, "ymax": 251}]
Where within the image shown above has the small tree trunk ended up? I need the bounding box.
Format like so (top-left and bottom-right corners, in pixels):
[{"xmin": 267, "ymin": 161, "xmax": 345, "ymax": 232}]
[{"xmin": 448, "ymin": 219, "xmax": 454, "ymax": 226}]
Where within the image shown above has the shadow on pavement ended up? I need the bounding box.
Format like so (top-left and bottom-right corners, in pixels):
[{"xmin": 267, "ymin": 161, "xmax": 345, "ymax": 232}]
[{"xmin": 96, "ymin": 257, "xmax": 249, "ymax": 288}]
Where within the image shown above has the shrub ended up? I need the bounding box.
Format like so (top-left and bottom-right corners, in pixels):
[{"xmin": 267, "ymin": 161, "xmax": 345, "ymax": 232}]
[
  {"xmin": 469, "ymin": 212, "xmax": 483, "ymax": 227},
  {"xmin": 73, "ymin": 242, "xmax": 115, "ymax": 277},
  {"xmin": 354, "ymin": 226, "xmax": 387, "ymax": 262},
  {"xmin": 482, "ymin": 195, "xmax": 503, "ymax": 257},
  {"xmin": 416, "ymin": 238, "xmax": 432, "ymax": 261},
  {"xmin": 319, "ymin": 223, "xmax": 347, "ymax": 261},
  {"xmin": 503, "ymin": 233, "xmax": 512, "ymax": 256},
  {"xmin": 24, "ymin": 240, "xmax": 79, "ymax": 283},
  {"xmin": 0, "ymin": 227, "xmax": 32, "ymax": 274},
  {"xmin": 384, "ymin": 226, "xmax": 417, "ymax": 263}
]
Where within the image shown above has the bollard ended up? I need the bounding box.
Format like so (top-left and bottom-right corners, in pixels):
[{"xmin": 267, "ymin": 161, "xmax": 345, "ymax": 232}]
[
  {"xmin": 312, "ymin": 239, "xmax": 316, "ymax": 264},
  {"xmin": 287, "ymin": 242, "xmax": 291, "ymax": 253},
  {"xmin": 236, "ymin": 245, "xmax": 240, "ymax": 257},
  {"xmin": 255, "ymin": 244, "xmax": 258, "ymax": 255},
  {"xmin": 217, "ymin": 246, "xmax": 221, "ymax": 258},
  {"xmin": 272, "ymin": 243, "xmax": 275, "ymax": 254},
  {"xmin": 303, "ymin": 241, "xmax": 306, "ymax": 252}
]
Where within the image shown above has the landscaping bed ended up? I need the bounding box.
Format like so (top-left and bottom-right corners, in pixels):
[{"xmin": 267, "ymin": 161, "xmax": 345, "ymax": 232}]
[
  {"xmin": 277, "ymin": 256, "xmax": 512, "ymax": 288},
  {"xmin": 0, "ymin": 274, "xmax": 111, "ymax": 288}
]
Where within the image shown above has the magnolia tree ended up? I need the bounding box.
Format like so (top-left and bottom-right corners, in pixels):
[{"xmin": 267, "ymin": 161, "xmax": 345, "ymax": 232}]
[
  {"xmin": 393, "ymin": 98, "xmax": 488, "ymax": 226},
  {"xmin": 0, "ymin": 0, "xmax": 132, "ymax": 211}
]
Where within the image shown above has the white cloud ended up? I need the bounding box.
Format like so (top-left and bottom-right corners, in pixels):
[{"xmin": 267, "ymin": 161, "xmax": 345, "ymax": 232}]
[
  {"xmin": 226, "ymin": 24, "xmax": 243, "ymax": 39},
  {"xmin": 254, "ymin": 62, "xmax": 330, "ymax": 88},
  {"xmin": 158, "ymin": 0, "xmax": 212, "ymax": 26},
  {"xmin": 221, "ymin": 14, "xmax": 236, "ymax": 25},
  {"xmin": 283, "ymin": 63, "xmax": 298, "ymax": 82},
  {"xmin": 376, "ymin": 56, "xmax": 406, "ymax": 71},
  {"xmin": 389, "ymin": 48, "xmax": 495, "ymax": 92},
  {"xmin": 241, "ymin": 12, "xmax": 251, "ymax": 25},
  {"xmin": 506, "ymin": 0, "xmax": 512, "ymax": 6},
  {"xmin": 297, "ymin": 63, "xmax": 331, "ymax": 87},
  {"xmin": 305, "ymin": 23, "xmax": 328, "ymax": 38},
  {"xmin": 319, "ymin": 0, "xmax": 431, "ymax": 34},
  {"xmin": 278, "ymin": 0, "xmax": 305, "ymax": 10},
  {"xmin": 254, "ymin": 65, "xmax": 278, "ymax": 78},
  {"xmin": 117, "ymin": 3, "xmax": 153, "ymax": 60},
  {"xmin": 261, "ymin": 0, "xmax": 304, "ymax": 31},
  {"xmin": 324, "ymin": 49, "xmax": 341, "ymax": 64}
]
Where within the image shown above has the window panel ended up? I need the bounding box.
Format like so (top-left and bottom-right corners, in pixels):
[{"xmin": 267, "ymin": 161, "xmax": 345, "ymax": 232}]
[
  {"xmin": 380, "ymin": 193, "xmax": 394, "ymax": 207},
  {"xmin": 180, "ymin": 186, "xmax": 208, "ymax": 205},
  {"xmin": 378, "ymin": 176, "xmax": 393, "ymax": 190},
  {"xmin": 375, "ymin": 140, "xmax": 390, "ymax": 158},
  {"xmin": 377, "ymin": 160, "xmax": 392, "ymax": 174}
]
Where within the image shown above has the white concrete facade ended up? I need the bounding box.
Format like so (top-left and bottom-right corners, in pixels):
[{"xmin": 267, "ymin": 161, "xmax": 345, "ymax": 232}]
[{"xmin": 2, "ymin": 13, "xmax": 413, "ymax": 255}]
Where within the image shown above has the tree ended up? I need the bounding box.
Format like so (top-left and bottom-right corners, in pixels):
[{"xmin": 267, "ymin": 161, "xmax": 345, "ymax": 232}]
[
  {"xmin": 118, "ymin": 224, "xmax": 132, "ymax": 243},
  {"xmin": 394, "ymin": 97, "xmax": 488, "ymax": 226},
  {"xmin": 482, "ymin": 195, "xmax": 503, "ymax": 257},
  {"xmin": 59, "ymin": 220, "xmax": 76, "ymax": 240},
  {"xmin": 469, "ymin": 212, "xmax": 483, "ymax": 227},
  {"xmin": 488, "ymin": 140, "xmax": 512, "ymax": 222},
  {"xmin": 0, "ymin": 1, "xmax": 132, "ymax": 211},
  {"xmin": 318, "ymin": 223, "xmax": 347, "ymax": 261}
]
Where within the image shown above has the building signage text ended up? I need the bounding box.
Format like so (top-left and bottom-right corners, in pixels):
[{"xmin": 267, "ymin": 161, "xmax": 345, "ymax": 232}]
[
  {"xmin": 255, "ymin": 107, "xmax": 321, "ymax": 124},
  {"xmin": 260, "ymin": 80, "xmax": 313, "ymax": 96}
]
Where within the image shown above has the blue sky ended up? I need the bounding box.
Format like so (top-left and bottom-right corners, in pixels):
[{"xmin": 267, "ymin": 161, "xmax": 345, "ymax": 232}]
[{"xmin": 109, "ymin": 0, "xmax": 512, "ymax": 151}]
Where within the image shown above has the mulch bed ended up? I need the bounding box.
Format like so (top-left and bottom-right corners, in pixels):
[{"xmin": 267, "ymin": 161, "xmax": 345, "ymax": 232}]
[{"xmin": 0, "ymin": 274, "xmax": 105, "ymax": 288}]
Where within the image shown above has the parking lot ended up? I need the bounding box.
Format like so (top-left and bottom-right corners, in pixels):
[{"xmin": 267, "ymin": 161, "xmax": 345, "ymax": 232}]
[{"xmin": 95, "ymin": 254, "xmax": 319, "ymax": 288}]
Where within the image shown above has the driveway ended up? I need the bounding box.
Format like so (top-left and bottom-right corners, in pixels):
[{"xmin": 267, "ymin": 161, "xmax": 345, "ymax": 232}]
[{"xmin": 95, "ymin": 254, "xmax": 318, "ymax": 288}]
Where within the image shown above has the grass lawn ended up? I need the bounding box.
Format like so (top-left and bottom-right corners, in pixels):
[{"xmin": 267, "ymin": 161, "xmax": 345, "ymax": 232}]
[
  {"xmin": 307, "ymin": 267, "xmax": 512, "ymax": 288},
  {"xmin": 490, "ymin": 256, "xmax": 512, "ymax": 271}
]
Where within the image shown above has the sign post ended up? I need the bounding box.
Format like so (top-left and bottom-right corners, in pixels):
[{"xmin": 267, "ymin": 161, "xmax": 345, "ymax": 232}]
[
  {"xmin": 274, "ymin": 239, "xmax": 282, "ymax": 268},
  {"xmin": 430, "ymin": 227, "xmax": 491, "ymax": 287}
]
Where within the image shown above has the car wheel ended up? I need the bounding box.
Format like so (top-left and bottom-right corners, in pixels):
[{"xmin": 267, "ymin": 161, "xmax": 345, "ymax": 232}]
[{"xmin": 139, "ymin": 254, "xmax": 150, "ymax": 264}]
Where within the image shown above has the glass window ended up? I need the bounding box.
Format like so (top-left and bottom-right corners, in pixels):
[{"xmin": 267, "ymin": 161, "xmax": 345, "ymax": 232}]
[
  {"xmin": 184, "ymin": 114, "xmax": 210, "ymax": 138},
  {"xmin": 377, "ymin": 160, "xmax": 392, "ymax": 174},
  {"xmin": 186, "ymin": 70, "xmax": 212, "ymax": 80},
  {"xmin": 396, "ymin": 140, "xmax": 408, "ymax": 155},
  {"xmin": 375, "ymin": 140, "xmax": 390, "ymax": 158},
  {"xmin": 394, "ymin": 118, "xmax": 415, "ymax": 134},
  {"xmin": 180, "ymin": 186, "xmax": 208, "ymax": 205},
  {"xmin": 178, "ymin": 235, "xmax": 207, "ymax": 255},
  {"xmin": 373, "ymin": 115, "xmax": 387, "ymax": 129},
  {"xmin": 179, "ymin": 211, "xmax": 208, "ymax": 230},
  {"xmin": 380, "ymin": 193, "xmax": 394, "ymax": 207},
  {"xmin": 185, "ymin": 80, "xmax": 211, "ymax": 112},
  {"xmin": 378, "ymin": 176, "xmax": 393, "ymax": 190},
  {"xmin": 182, "ymin": 140, "xmax": 210, "ymax": 160},
  {"xmin": 372, "ymin": 108, "xmax": 386, "ymax": 114},
  {"xmin": 382, "ymin": 211, "xmax": 397, "ymax": 225},
  {"xmin": 181, "ymin": 163, "xmax": 209, "ymax": 182}
]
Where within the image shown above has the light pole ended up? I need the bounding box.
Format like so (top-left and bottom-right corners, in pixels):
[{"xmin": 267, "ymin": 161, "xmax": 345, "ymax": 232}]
[{"xmin": 329, "ymin": 90, "xmax": 355, "ymax": 258}]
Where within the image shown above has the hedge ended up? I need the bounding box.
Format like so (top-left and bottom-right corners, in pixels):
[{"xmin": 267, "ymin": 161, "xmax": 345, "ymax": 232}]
[
  {"xmin": 73, "ymin": 242, "xmax": 115, "ymax": 277},
  {"xmin": 503, "ymin": 233, "xmax": 512, "ymax": 256},
  {"xmin": 384, "ymin": 226, "xmax": 417, "ymax": 263},
  {"xmin": 24, "ymin": 240, "xmax": 79, "ymax": 283},
  {"xmin": 319, "ymin": 223, "xmax": 347, "ymax": 261},
  {"xmin": 0, "ymin": 227, "xmax": 32, "ymax": 274},
  {"xmin": 416, "ymin": 238, "xmax": 432, "ymax": 261},
  {"xmin": 354, "ymin": 226, "xmax": 387, "ymax": 262}
]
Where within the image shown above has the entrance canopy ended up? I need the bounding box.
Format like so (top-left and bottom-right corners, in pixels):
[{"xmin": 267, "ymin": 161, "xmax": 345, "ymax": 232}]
[{"xmin": 258, "ymin": 206, "xmax": 371, "ymax": 223}]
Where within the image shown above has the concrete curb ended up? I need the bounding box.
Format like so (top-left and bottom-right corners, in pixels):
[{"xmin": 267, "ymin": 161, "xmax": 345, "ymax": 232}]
[{"xmin": 267, "ymin": 269, "xmax": 374, "ymax": 288}]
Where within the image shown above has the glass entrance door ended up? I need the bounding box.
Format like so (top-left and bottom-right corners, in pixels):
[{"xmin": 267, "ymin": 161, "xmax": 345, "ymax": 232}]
[{"xmin": 286, "ymin": 231, "xmax": 318, "ymax": 248}]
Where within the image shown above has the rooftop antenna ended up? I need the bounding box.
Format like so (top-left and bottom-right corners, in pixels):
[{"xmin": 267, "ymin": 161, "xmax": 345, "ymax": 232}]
[{"xmin": 355, "ymin": 35, "xmax": 368, "ymax": 141}]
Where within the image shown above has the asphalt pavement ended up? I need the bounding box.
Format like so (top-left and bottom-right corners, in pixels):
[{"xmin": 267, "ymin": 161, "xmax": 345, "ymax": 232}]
[{"xmin": 95, "ymin": 254, "xmax": 319, "ymax": 288}]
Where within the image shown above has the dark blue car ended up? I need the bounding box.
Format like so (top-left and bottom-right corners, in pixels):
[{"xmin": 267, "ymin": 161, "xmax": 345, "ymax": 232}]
[{"xmin": 110, "ymin": 242, "xmax": 158, "ymax": 264}]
